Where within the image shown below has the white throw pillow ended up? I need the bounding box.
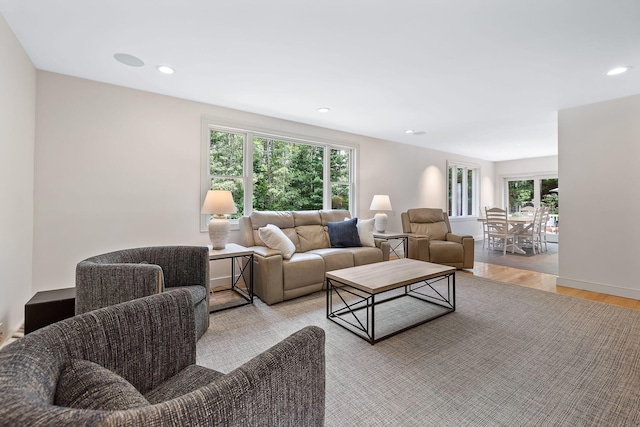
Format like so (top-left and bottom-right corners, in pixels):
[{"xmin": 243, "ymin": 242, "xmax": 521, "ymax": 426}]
[
  {"xmin": 258, "ymin": 224, "xmax": 296, "ymax": 259},
  {"xmin": 345, "ymin": 217, "xmax": 376, "ymax": 247}
]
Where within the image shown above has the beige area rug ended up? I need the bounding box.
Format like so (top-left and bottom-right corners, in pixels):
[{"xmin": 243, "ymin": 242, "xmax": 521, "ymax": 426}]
[{"xmin": 197, "ymin": 274, "xmax": 640, "ymax": 426}]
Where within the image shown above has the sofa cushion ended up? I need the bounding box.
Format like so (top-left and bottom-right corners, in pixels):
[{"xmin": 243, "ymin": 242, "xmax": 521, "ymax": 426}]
[
  {"xmin": 292, "ymin": 210, "xmax": 322, "ymax": 226},
  {"xmin": 349, "ymin": 247, "xmax": 384, "ymax": 266},
  {"xmin": 429, "ymin": 240, "xmax": 464, "ymax": 264},
  {"xmin": 55, "ymin": 359, "xmax": 149, "ymax": 410},
  {"xmin": 251, "ymin": 211, "xmax": 295, "ymax": 229},
  {"xmin": 407, "ymin": 208, "xmax": 445, "ymax": 223},
  {"xmin": 296, "ymin": 225, "xmax": 330, "ymax": 252},
  {"xmin": 259, "ymin": 224, "xmax": 296, "ymax": 259},
  {"xmin": 308, "ymin": 248, "xmax": 355, "ymax": 271},
  {"xmin": 283, "ymin": 253, "xmax": 325, "ymax": 290},
  {"xmin": 145, "ymin": 364, "xmax": 224, "ymax": 404},
  {"xmin": 320, "ymin": 209, "xmax": 351, "ymax": 224},
  {"xmin": 327, "ymin": 218, "xmax": 362, "ymax": 248},
  {"xmin": 410, "ymin": 221, "xmax": 449, "ymax": 241}
]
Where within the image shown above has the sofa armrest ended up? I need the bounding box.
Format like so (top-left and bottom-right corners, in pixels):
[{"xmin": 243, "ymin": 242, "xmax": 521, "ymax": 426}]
[
  {"xmin": 251, "ymin": 245, "xmax": 283, "ymax": 258},
  {"xmin": 251, "ymin": 247, "xmax": 285, "ymax": 305},
  {"xmin": 374, "ymin": 239, "xmax": 391, "ymax": 261},
  {"xmin": 461, "ymin": 235, "xmax": 475, "ymax": 268},
  {"xmin": 406, "ymin": 234, "xmax": 431, "ymax": 262},
  {"xmin": 201, "ymin": 325, "xmax": 325, "ymax": 426},
  {"xmin": 75, "ymin": 263, "xmax": 163, "ymax": 314}
]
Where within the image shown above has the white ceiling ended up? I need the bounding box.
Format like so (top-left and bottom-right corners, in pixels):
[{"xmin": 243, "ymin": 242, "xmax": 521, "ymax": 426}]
[{"xmin": 1, "ymin": 0, "xmax": 639, "ymax": 161}]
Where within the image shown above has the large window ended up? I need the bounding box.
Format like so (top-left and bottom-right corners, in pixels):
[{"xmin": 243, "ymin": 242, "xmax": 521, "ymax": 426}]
[
  {"xmin": 208, "ymin": 130, "xmax": 246, "ymax": 219},
  {"xmin": 203, "ymin": 121, "xmax": 355, "ymax": 227},
  {"xmin": 447, "ymin": 162, "xmax": 479, "ymax": 217}
]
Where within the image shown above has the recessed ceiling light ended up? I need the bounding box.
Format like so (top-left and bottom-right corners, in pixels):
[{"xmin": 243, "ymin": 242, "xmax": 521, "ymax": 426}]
[
  {"xmin": 317, "ymin": 107, "xmax": 330, "ymax": 113},
  {"xmin": 156, "ymin": 65, "xmax": 175, "ymax": 75},
  {"xmin": 606, "ymin": 66, "xmax": 631, "ymax": 76},
  {"xmin": 405, "ymin": 129, "xmax": 414, "ymax": 134},
  {"xmin": 113, "ymin": 53, "xmax": 144, "ymax": 67}
]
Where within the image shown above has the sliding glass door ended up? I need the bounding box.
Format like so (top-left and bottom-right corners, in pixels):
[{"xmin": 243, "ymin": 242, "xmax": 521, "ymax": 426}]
[{"xmin": 505, "ymin": 175, "xmax": 559, "ymax": 242}]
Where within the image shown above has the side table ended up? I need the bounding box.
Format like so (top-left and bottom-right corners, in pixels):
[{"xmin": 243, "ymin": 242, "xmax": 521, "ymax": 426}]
[
  {"xmin": 24, "ymin": 287, "xmax": 76, "ymax": 334},
  {"xmin": 209, "ymin": 243, "xmax": 254, "ymax": 312},
  {"xmin": 373, "ymin": 232, "xmax": 409, "ymax": 259}
]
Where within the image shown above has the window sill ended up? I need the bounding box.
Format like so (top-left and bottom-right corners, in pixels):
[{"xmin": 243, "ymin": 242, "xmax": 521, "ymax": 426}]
[{"xmin": 448, "ymin": 216, "xmax": 479, "ymax": 222}]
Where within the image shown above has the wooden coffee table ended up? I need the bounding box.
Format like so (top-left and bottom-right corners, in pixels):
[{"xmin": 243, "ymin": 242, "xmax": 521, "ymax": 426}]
[{"xmin": 326, "ymin": 258, "xmax": 455, "ymax": 344}]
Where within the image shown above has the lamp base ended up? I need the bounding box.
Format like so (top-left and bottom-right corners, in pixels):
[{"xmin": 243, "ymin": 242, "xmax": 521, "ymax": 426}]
[
  {"xmin": 208, "ymin": 217, "xmax": 230, "ymax": 250},
  {"xmin": 374, "ymin": 212, "xmax": 388, "ymax": 233}
]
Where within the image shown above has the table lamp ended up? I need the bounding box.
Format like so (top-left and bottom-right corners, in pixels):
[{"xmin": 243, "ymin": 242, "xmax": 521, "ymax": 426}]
[
  {"xmin": 201, "ymin": 190, "xmax": 237, "ymax": 249},
  {"xmin": 370, "ymin": 195, "xmax": 392, "ymax": 233}
]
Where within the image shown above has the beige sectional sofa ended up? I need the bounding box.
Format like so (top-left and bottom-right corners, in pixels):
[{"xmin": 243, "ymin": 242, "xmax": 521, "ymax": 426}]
[{"xmin": 239, "ymin": 210, "xmax": 390, "ymax": 305}]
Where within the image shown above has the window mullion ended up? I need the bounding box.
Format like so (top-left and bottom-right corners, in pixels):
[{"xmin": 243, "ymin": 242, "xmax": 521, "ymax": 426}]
[
  {"xmin": 245, "ymin": 132, "xmax": 253, "ymax": 216},
  {"xmin": 324, "ymin": 146, "xmax": 331, "ymax": 209}
]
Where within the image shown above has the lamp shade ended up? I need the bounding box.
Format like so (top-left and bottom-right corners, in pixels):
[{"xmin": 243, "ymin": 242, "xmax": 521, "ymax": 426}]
[
  {"xmin": 369, "ymin": 195, "xmax": 392, "ymax": 211},
  {"xmin": 201, "ymin": 190, "xmax": 237, "ymax": 215}
]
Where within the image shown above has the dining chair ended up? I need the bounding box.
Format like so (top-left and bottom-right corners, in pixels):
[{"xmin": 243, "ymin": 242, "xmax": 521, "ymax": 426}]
[
  {"xmin": 513, "ymin": 207, "xmax": 540, "ymax": 254},
  {"xmin": 485, "ymin": 207, "xmax": 516, "ymax": 255},
  {"xmin": 480, "ymin": 206, "xmax": 490, "ymax": 249},
  {"xmin": 535, "ymin": 206, "xmax": 550, "ymax": 252}
]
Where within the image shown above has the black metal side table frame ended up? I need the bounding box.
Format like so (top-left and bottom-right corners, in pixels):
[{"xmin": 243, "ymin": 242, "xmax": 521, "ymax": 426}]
[
  {"xmin": 209, "ymin": 244, "xmax": 254, "ymax": 312},
  {"xmin": 326, "ymin": 271, "xmax": 455, "ymax": 344},
  {"xmin": 373, "ymin": 232, "xmax": 409, "ymax": 259}
]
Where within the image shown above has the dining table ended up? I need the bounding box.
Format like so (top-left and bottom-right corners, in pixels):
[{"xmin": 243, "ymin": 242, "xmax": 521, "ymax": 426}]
[{"xmin": 478, "ymin": 214, "xmax": 535, "ymax": 254}]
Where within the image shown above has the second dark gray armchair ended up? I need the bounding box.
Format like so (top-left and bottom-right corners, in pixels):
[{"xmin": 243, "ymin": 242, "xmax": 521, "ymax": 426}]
[{"xmin": 76, "ymin": 246, "xmax": 210, "ymax": 338}]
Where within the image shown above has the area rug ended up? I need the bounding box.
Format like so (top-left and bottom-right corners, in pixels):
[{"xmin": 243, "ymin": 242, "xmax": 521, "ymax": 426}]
[{"xmin": 196, "ymin": 273, "xmax": 640, "ymax": 426}]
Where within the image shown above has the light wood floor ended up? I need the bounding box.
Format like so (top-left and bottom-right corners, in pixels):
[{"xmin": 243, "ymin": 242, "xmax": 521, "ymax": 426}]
[{"xmin": 466, "ymin": 262, "xmax": 640, "ymax": 310}]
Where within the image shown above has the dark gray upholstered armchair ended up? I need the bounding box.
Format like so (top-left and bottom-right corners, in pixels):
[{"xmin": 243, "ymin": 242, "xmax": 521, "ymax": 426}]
[
  {"xmin": 0, "ymin": 290, "xmax": 326, "ymax": 426},
  {"xmin": 401, "ymin": 208, "xmax": 474, "ymax": 269},
  {"xmin": 76, "ymin": 246, "xmax": 210, "ymax": 339}
]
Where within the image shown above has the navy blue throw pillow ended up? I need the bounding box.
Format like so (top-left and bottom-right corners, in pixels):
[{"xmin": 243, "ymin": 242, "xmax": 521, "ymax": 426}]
[{"xmin": 327, "ymin": 218, "xmax": 362, "ymax": 248}]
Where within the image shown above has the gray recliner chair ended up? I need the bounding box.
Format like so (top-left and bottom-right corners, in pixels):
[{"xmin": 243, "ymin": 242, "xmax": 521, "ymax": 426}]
[
  {"xmin": 0, "ymin": 290, "xmax": 325, "ymax": 426},
  {"xmin": 76, "ymin": 246, "xmax": 210, "ymax": 339},
  {"xmin": 401, "ymin": 208, "xmax": 474, "ymax": 269}
]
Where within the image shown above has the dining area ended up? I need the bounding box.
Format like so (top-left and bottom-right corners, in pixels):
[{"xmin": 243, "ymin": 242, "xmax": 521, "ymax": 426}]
[{"xmin": 479, "ymin": 206, "xmax": 553, "ymax": 256}]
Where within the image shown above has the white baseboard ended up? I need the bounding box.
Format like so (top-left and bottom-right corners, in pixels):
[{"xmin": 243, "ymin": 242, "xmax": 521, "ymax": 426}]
[{"xmin": 557, "ymin": 276, "xmax": 640, "ymax": 300}]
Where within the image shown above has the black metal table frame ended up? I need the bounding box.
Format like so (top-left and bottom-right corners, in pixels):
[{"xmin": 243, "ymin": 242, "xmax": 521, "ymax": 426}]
[
  {"xmin": 374, "ymin": 235, "xmax": 409, "ymax": 259},
  {"xmin": 326, "ymin": 271, "xmax": 455, "ymax": 344},
  {"xmin": 210, "ymin": 253, "xmax": 254, "ymax": 312}
]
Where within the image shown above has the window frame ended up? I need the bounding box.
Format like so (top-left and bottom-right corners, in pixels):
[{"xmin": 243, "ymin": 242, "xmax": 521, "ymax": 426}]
[
  {"xmin": 201, "ymin": 117, "xmax": 358, "ymax": 232},
  {"xmin": 502, "ymin": 173, "xmax": 558, "ymax": 213},
  {"xmin": 447, "ymin": 161, "xmax": 480, "ymax": 218}
]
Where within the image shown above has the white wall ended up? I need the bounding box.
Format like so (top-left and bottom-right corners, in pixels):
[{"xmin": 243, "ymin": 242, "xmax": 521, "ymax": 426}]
[
  {"xmin": 34, "ymin": 71, "xmax": 494, "ymax": 292},
  {"xmin": 495, "ymin": 155, "xmax": 558, "ymax": 206},
  {"xmin": 558, "ymin": 94, "xmax": 640, "ymax": 299},
  {"xmin": 0, "ymin": 14, "xmax": 36, "ymax": 341},
  {"xmin": 358, "ymin": 137, "xmax": 493, "ymax": 240}
]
